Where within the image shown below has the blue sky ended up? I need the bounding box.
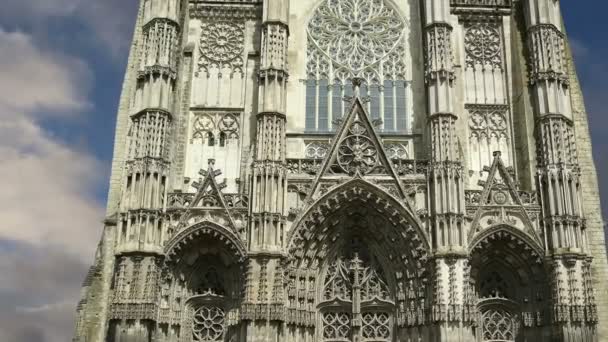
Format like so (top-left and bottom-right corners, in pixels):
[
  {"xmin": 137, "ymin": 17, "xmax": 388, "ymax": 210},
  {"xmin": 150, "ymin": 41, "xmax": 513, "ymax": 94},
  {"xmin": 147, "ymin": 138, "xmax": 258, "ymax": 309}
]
[{"xmin": 0, "ymin": 2, "xmax": 605, "ymax": 341}]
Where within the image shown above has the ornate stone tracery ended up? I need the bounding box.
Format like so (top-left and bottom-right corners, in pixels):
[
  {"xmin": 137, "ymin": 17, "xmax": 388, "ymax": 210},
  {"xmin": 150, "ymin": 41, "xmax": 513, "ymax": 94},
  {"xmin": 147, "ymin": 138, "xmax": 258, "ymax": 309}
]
[
  {"xmin": 464, "ymin": 21, "xmax": 502, "ymax": 70},
  {"xmin": 308, "ymin": 0, "xmax": 405, "ymax": 75},
  {"xmin": 337, "ymin": 119, "xmax": 379, "ymax": 175},
  {"xmin": 192, "ymin": 112, "xmax": 241, "ymax": 144},
  {"xmin": 193, "ymin": 306, "xmax": 226, "ymax": 342},
  {"xmin": 198, "ymin": 21, "xmax": 245, "ymax": 74},
  {"xmin": 480, "ymin": 302, "xmax": 519, "ymax": 342},
  {"xmin": 319, "ymin": 251, "xmax": 393, "ymax": 342}
]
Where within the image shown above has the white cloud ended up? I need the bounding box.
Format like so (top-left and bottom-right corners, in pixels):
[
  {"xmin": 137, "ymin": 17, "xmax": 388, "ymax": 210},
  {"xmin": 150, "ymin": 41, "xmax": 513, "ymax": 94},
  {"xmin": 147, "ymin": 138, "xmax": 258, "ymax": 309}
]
[
  {"xmin": 0, "ymin": 28, "xmax": 105, "ymax": 342},
  {"xmin": 0, "ymin": 118, "xmax": 104, "ymax": 257},
  {"xmin": 0, "ymin": 30, "xmax": 91, "ymax": 115},
  {"xmin": 1, "ymin": 0, "xmax": 138, "ymax": 59}
]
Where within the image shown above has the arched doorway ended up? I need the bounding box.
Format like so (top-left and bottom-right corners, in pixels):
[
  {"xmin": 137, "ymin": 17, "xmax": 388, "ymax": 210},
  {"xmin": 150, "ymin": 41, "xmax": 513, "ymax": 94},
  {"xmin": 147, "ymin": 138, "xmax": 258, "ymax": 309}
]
[
  {"xmin": 160, "ymin": 222, "xmax": 246, "ymax": 342},
  {"xmin": 318, "ymin": 238, "xmax": 395, "ymax": 342},
  {"xmin": 469, "ymin": 227, "xmax": 548, "ymax": 342},
  {"xmin": 286, "ymin": 180, "xmax": 430, "ymax": 342}
]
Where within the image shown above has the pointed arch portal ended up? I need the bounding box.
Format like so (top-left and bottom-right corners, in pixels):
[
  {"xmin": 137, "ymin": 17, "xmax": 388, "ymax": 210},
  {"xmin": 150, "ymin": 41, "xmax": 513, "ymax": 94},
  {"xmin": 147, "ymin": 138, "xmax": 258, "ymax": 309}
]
[{"xmin": 286, "ymin": 179, "xmax": 431, "ymax": 336}]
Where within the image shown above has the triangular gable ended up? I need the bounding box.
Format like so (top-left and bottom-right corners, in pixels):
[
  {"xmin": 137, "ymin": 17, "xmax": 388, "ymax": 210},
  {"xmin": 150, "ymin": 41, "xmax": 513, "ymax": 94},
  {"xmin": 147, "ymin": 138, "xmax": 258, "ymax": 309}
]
[
  {"xmin": 307, "ymin": 97, "xmax": 413, "ymax": 207},
  {"xmin": 186, "ymin": 159, "xmax": 236, "ymax": 228},
  {"xmin": 469, "ymin": 151, "xmax": 540, "ymax": 242},
  {"xmin": 477, "ymin": 151, "xmax": 522, "ymax": 207}
]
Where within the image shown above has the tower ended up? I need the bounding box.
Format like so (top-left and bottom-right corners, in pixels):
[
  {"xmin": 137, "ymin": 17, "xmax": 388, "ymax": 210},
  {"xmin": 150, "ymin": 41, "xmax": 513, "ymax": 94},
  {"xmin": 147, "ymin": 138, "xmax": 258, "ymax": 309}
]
[{"xmin": 74, "ymin": 0, "xmax": 608, "ymax": 341}]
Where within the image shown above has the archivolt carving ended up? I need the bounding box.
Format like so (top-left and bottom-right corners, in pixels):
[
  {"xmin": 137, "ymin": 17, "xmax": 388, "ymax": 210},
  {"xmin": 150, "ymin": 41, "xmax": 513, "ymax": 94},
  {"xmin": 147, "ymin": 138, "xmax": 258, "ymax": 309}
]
[
  {"xmin": 470, "ymin": 228, "xmax": 548, "ymax": 341},
  {"xmin": 164, "ymin": 221, "xmax": 247, "ymax": 264},
  {"xmin": 286, "ymin": 179, "xmax": 429, "ymax": 328},
  {"xmin": 470, "ymin": 226, "xmax": 544, "ymax": 264}
]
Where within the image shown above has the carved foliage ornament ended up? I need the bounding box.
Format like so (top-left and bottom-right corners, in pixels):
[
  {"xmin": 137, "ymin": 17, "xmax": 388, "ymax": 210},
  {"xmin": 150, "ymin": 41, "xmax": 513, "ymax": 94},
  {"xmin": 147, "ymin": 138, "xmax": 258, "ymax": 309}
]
[
  {"xmin": 308, "ymin": 0, "xmax": 405, "ymax": 75},
  {"xmin": 199, "ymin": 22, "xmax": 244, "ymax": 72}
]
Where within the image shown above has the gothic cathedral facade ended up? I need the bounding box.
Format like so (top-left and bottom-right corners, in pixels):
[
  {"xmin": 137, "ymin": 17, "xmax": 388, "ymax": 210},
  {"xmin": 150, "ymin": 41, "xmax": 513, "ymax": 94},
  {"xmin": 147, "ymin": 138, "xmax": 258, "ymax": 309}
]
[{"xmin": 73, "ymin": 0, "xmax": 608, "ymax": 341}]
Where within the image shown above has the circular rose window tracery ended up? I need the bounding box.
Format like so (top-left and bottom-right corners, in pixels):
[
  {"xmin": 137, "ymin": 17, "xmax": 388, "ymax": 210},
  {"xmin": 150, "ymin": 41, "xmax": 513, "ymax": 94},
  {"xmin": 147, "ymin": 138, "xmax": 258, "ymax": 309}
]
[
  {"xmin": 337, "ymin": 121, "xmax": 378, "ymax": 175},
  {"xmin": 193, "ymin": 306, "xmax": 225, "ymax": 342},
  {"xmin": 200, "ymin": 22, "xmax": 244, "ymax": 63},
  {"xmin": 308, "ymin": 0, "xmax": 406, "ymax": 75}
]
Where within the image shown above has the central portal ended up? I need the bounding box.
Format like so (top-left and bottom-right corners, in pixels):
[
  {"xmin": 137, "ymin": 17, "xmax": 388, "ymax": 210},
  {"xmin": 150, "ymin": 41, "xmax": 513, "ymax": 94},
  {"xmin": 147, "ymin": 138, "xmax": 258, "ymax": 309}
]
[{"xmin": 319, "ymin": 249, "xmax": 394, "ymax": 342}]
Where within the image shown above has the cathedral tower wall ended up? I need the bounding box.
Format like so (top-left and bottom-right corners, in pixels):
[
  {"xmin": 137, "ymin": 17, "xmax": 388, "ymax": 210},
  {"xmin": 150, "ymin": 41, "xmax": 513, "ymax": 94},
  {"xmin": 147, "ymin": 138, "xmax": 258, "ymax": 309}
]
[{"xmin": 73, "ymin": 1, "xmax": 608, "ymax": 341}]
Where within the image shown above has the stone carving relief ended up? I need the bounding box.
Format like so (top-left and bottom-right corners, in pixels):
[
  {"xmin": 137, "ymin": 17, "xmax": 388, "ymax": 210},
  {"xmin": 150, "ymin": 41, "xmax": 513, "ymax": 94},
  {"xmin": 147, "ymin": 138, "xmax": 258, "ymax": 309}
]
[
  {"xmin": 469, "ymin": 106, "xmax": 508, "ymax": 137},
  {"xmin": 528, "ymin": 24, "xmax": 567, "ymax": 83},
  {"xmin": 464, "ymin": 22, "xmax": 502, "ymax": 70},
  {"xmin": 336, "ymin": 115, "xmax": 379, "ymax": 175},
  {"xmin": 425, "ymin": 23, "xmax": 454, "ymax": 80},
  {"xmin": 320, "ymin": 255, "xmax": 393, "ymax": 342},
  {"xmin": 467, "ymin": 105, "xmax": 510, "ymax": 180},
  {"xmin": 384, "ymin": 142, "xmax": 409, "ymax": 159},
  {"xmin": 481, "ymin": 305, "xmax": 519, "ymax": 341},
  {"xmin": 193, "ymin": 306, "xmax": 226, "ymax": 341},
  {"xmin": 304, "ymin": 141, "xmax": 329, "ymax": 159},
  {"xmin": 198, "ymin": 22, "xmax": 244, "ymax": 74},
  {"xmin": 128, "ymin": 110, "xmax": 172, "ymax": 159},
  {"xmin": 192, "ymin": 112, "xmax": 240, "ymax": 143}
]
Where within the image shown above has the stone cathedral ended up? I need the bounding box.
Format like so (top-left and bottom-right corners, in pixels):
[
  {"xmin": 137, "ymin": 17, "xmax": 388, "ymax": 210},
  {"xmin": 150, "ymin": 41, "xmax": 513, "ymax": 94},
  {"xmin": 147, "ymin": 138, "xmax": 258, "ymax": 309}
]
[{"xmin": 73, "ymin": 0, "xmax": 608, "ymax": 341}]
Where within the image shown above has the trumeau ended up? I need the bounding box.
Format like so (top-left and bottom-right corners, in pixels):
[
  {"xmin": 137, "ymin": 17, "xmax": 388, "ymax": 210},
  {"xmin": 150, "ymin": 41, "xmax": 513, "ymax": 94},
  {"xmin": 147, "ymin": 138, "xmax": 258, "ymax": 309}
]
[{"xmin": 74, "ymin": 0, "xmax": 608, "ymax": 341}]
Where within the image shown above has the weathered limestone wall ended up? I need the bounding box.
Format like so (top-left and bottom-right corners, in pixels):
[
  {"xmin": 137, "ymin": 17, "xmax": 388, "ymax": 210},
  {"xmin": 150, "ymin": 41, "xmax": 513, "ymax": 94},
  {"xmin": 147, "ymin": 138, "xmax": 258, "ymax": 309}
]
[{"xmin": 566, "ymin": 33, "xmax": 608, "ymax": 340}]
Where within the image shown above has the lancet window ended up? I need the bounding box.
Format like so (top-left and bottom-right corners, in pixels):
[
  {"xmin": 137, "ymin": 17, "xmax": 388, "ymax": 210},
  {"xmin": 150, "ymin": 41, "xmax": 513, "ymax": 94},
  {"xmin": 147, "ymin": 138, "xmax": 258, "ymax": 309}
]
[
  {"xmin": 305, "ymin": 0, "xmax": 410, "ymax": 133},
  {"xmin": 319, "ymin": 253, "xmax": 393, "ymax": 342}
]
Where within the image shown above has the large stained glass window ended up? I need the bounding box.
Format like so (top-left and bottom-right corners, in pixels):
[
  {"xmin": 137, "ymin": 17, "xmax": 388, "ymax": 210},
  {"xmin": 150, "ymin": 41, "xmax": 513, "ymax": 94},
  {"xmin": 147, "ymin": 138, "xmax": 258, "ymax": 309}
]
[{"xmin": 306, "ymin": 0, "xmax": 410, "ymax": 133}]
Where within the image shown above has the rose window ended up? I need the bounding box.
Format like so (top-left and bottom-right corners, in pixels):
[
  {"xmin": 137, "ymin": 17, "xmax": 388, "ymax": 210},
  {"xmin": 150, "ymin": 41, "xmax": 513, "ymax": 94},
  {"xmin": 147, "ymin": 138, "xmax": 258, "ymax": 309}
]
[
  {"xmin": 305, "ymin": 0, "xmax": 411, "ymax": 133},
  {"xmin": 193, "ymin": 306, "xmax": 225, "ymax": 342},
  {"xmin": 200, "ymin": 22, "xmax": 244, "ymax": 64},
  {"xmin": 308, "ymin": 0, "xmax": 404, "ymax": 74}
]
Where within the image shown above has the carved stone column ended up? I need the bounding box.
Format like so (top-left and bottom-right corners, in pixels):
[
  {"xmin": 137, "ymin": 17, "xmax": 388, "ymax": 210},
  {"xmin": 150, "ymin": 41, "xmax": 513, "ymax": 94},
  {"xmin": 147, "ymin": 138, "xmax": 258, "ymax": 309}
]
[
  {"xmin": 250, "ymin": 0, "xmax": 289, "ymax": 253},
  {"xmin": 423, "ymin": 1, "xmax": 470, "ymax": 341},
  {"xmin": 522, "ymin": 1, "xmax": 596, "ymax": 341},
  {"xmin": 245, "ymin": 0, "xmax": 289, "ymax": 341},
  {"xmin": 108, "ymin": 1, "xmax": 184, "ymax": 341}
]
